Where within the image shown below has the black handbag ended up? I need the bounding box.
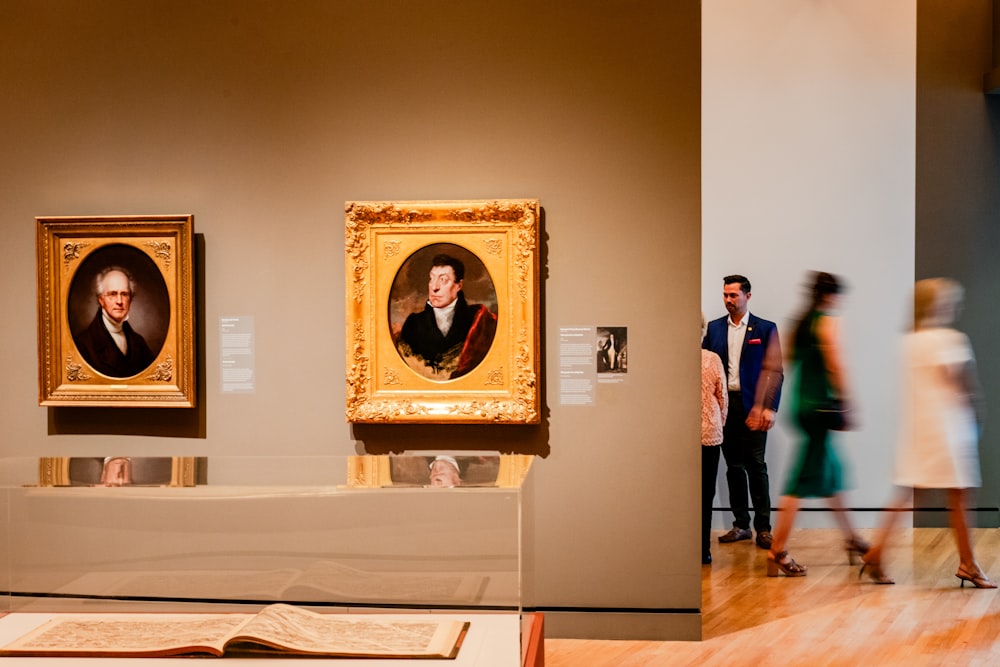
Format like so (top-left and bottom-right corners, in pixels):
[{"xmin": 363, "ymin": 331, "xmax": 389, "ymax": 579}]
[{"xmin": 816, "ymin": 399, "xmax": 849, "ymax": 431}]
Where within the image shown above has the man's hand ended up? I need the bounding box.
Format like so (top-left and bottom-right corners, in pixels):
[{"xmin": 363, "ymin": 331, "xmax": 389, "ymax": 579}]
[{"xmin": 746, "ymin": 407, "xmax": 776, "ymax": 431}]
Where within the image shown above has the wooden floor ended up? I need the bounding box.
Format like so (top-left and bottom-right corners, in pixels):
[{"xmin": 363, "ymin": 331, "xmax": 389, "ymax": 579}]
[{"xmin": 544, "ymin": 527, "xmax": 1000, "ymax": 666}]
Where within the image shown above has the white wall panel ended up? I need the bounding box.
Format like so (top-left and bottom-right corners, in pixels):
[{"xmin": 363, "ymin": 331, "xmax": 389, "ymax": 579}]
[{"xmin": 702, "ymin": 0, "xmax": 916, "ymax": 521}]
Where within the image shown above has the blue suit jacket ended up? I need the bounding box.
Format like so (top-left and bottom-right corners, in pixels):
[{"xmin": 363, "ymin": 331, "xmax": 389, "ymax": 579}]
[{"xmin": 702, "ymin": 313, "xmax": 783, "ymax": 414}]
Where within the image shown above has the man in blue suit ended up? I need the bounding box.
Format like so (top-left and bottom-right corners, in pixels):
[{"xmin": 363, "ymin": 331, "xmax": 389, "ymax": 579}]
[{"xmin": 702, "ymin": 275, "xmax": 783, "ymax": 550}]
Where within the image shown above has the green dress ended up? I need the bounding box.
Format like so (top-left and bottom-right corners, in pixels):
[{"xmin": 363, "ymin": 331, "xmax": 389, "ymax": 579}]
[{"xmin": 784, "ymin": 310, "xmax": 847, "ymax": 497}]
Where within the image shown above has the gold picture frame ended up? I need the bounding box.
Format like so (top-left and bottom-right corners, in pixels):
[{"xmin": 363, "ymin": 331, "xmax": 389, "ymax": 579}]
[
  {"xmin": 345, "ymin": 199, "xmax": 540, "ymax": 423},
  {"xmin": 37, "ymin": 215, "xmax": 196, "ymax": 407}
]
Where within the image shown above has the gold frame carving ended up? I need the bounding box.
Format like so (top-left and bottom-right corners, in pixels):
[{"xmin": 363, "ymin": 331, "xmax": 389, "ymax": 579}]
[
  {"xmin": 37, "ymin": 215, "xmax": 196, "ymax": 407},
  {"xmin": 345, "ymin": 199, "xmax": 540, "ymax": 423}
]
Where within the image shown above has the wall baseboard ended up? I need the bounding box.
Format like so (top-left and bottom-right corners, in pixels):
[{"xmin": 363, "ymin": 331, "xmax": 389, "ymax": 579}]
[{"xmin": 532, "ymin": 609, "xmax": 701, "ymax": 641}]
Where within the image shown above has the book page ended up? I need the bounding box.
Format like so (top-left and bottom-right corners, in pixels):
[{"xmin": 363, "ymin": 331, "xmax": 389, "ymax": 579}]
[
  {"xmin": 230, "ymin": 604, "xmax": 468, "ymax": 658},
  {"xmin": 0, "ymin": 613, "xmax": 253, "ymax": 657}
]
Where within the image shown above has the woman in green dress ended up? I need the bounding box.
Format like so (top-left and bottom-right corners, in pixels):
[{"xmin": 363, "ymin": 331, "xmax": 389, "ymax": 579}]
[{"xmin": 767, "ymin": 272, "xmax": 868, "ymax": 577}]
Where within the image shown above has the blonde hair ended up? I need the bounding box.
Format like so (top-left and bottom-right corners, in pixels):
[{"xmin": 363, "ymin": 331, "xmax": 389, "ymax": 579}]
[
  {"xmin": 701, "ymin": 312, "xmax": 707, "ymax": 339},
  {"xmin": 912, "ymin": 278, "xmax": 963, "ymax": 330}
]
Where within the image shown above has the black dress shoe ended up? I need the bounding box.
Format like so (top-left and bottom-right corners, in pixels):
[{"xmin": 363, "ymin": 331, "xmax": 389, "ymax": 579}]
[
  {"xmin": 702, "ymin": 551, "xmax": 712, "ymax": 565},
  {"xmin": 718, "ymin": 527, "xmax": 752, "ymax": 543}
]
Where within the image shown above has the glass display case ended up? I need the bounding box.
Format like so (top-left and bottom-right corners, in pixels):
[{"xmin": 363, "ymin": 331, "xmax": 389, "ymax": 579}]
[{"xmin": 0, "ymin": 454, "xmax": 536, "ymax": 666}]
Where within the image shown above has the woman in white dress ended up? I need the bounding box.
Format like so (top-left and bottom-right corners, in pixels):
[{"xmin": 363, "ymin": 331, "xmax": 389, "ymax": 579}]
[{"xmin": 861, "ymin": 279, "xmax": 993, "ymax": 587}]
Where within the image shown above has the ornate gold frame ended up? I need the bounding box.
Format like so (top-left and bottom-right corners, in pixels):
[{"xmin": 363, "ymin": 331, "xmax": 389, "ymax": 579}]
[
  {"xmin": 345, "ymin": 199, "xmax": 540, "ymax": 423},
  {"xmin": 36, "ymin": 215, "xmax": 196, "ymax": 407}
]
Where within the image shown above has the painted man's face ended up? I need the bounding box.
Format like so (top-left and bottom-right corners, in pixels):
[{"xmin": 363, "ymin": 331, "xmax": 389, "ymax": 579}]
[
  {"xmin": 98, "ymin": 270, "xmax": 133, "ymax": 325},
  {"xmin": 428, "ymin": 265, "xmax": 462, "ymax": 309}
]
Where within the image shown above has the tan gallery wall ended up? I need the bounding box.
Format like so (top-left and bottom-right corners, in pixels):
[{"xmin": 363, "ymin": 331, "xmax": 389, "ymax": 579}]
[{"xmin": 0, "ymin": 1, "xmax": 702, "ymax": 639}]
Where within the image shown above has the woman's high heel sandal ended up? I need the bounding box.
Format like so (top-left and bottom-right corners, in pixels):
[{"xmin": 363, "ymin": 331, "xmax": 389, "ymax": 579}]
[
  {"xmin": 956, "ymin": 566, "xmax": 997, "ymax": 589},
  {"xmin": 859, "ymin": 558, "xmax": 894, "ymax": 585},
  {"xmin": 767, "ymin": 550, "xmax": 807, "ymax": 577},
  {"xmin": 845, "ymin": 536, "xmax": 871, "ymax": 566}
]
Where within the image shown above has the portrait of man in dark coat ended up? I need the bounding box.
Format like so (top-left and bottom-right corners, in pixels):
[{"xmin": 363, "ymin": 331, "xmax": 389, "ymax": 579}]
[
  {"xmin": 396, "ymin": 253, "xmax": 497, "ymax": 380},
  {"xmin": 73, "ymin": 266, "xmax": 156, "ymax": 378}
]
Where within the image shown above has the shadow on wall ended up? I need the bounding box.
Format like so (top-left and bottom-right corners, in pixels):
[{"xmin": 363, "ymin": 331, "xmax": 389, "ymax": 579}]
[{"xmin": 353, "ymin": 421, "xmax": 551, "ymax": 458}]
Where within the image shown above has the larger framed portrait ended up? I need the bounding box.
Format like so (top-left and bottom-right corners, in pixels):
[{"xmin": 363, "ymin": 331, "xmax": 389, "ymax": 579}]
[
  {"xmin": 36, "ymin": 215, "xmax": 196, "ymax": 407},
  {"xmin": 345, "ymin": 199, "xmax": 540, "ymax": 423}
]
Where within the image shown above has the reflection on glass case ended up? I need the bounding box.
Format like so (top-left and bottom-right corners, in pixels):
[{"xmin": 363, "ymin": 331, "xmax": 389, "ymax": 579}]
[
  {"xmin": 346, "ymin": 454, "xmax": 533, "ymax": 489},
  {"xmin": 36, "ymin": 457, "xmax": 198, "ymax": 487}
]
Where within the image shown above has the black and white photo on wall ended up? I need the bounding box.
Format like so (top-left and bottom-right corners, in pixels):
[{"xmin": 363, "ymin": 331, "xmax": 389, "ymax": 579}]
[{"xmin": 596, "ymin": 326, "xmax": 628, "ymax": 375}]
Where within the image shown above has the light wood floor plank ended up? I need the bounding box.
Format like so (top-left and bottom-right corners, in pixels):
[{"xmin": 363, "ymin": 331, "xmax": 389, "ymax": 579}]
[{"xmin": 544, "ymin": 528, "xmax": 1000, "ymax": 666}]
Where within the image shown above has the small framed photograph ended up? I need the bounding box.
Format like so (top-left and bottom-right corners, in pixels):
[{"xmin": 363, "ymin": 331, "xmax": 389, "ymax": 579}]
[
  {"xmin": 345, "ymin": 199, "xmax": 540, "ymax": 423},
  {"xmin": 36, "ymin": 215, "xmax": 196, "ymax": 407}
]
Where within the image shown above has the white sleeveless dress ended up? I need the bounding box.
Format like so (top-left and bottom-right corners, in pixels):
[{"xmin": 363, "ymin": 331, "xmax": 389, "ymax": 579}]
[{"xmin": 894, "ymin": 327, "xmax": 980, "ymax": 489}]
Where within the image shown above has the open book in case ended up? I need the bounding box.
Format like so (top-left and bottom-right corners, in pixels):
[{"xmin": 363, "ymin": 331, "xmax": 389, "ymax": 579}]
[{"xmin": 0, "ymin": 604, "xmax": 468, "ymax": 659}]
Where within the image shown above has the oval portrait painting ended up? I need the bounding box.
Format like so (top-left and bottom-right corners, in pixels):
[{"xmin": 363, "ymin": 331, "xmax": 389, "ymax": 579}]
[
  {"xmin": 68, "ymin": 244, "xmax": 171, "ymax": 379},
  {"xmin": 388, "ymin": 243, "xmax": 498, "ymax": 382}
]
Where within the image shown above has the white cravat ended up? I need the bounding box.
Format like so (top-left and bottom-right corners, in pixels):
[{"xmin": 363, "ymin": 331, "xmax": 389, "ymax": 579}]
[
  {"xmin": 432, "ymin": 299, "xmax": 458, "ymax": 336},
  {"xmin": 102, "ymin": 311, "xmax": 128, "ymax": 355}
]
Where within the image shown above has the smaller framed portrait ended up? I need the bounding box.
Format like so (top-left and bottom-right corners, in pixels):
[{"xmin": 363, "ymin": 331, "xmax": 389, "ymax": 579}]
[
  {"xmin": 36, "ymin": 215, "xmax": 196, "ymax": 407},
  {"xmin": 345, "ymin": 199, "xmax": 540, "ymax": 423}
]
